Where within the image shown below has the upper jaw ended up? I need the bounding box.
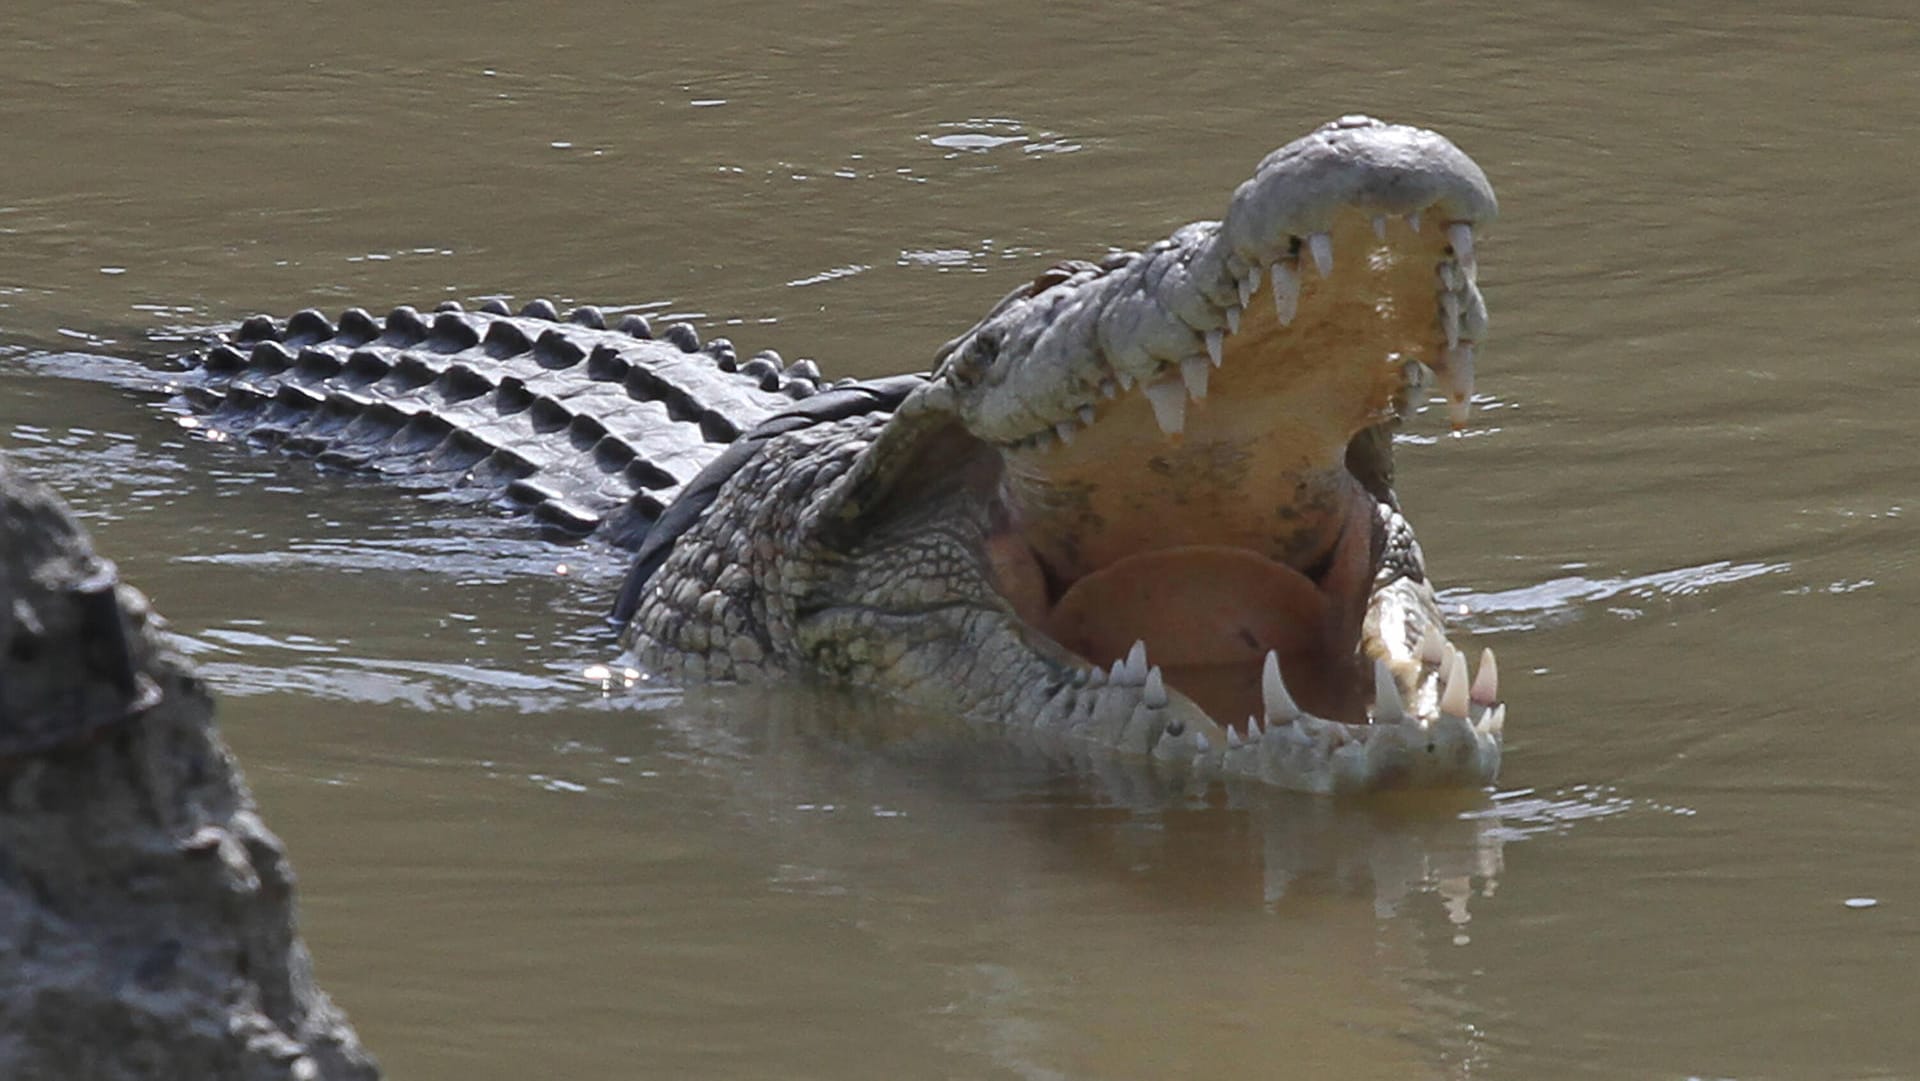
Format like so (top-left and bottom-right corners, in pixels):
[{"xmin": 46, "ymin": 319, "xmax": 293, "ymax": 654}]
[{"xmin": 934, "ymin": 115, "xmax": 1496, "ymax": 447}]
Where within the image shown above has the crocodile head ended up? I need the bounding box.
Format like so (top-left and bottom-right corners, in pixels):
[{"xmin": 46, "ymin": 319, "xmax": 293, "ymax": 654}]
[{"xmin": 801, "ymin": 117, "xmax": 1503, "ymax": 793}]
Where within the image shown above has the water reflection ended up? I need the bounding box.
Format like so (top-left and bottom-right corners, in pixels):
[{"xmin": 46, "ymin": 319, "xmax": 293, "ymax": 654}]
[{"xmin": 637, "ymin": 685, "xmax": 1517, "ymax": 929}]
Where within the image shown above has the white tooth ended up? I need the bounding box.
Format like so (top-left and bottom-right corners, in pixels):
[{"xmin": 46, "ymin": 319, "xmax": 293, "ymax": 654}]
[
  {"xmin": 1225, "ymin": 305, "xmax": 1241, "ymax": 334},
  {"xmin": 1441, "ymin": 344, "xmax": 1476, "ymax": 429},
  {"xmin": 1193, "ymin": 731, "xmax": 1211, "ymax": 753},
  {"xmin": 1372, "ymin": 660, "xmax": 1408, "ymax": 724},
  {"xmin": 1204, "ymin": 328, "xmax": 1223, "ymax": 368},
  {"xmin": 1116, "ymin": 368, "xmax": 1136, "ymax": 392},
  {"xmin": 1125, "ymin": 639, "xmax": 1149, "ymax": 682},
  {"xmin": 1181, "ymin": 356, "xmax": 1210, "ymax": 400},
  {"xmin": 1406, "ymin": 210, "xmax": 1423, "ymax": 233},
  {"xmin": 1418, "ymin": 626, "xmax": 1447, "ymax": 666},
  {"xmin": 1441, "ymin": 649, "xmax": 1470, "ymax": 717},
  {"xmin": 1246, "ymin": 715, "xmax": 1264, "ymax": 738},
  {"xmin": 1099, "ymin": 378, "xmax": 1118, "ymax": 400},
  {"xmin": 1245, "ymin": 263, "xmax": 1262, "ymax": 293},
  {"xmin": 1477, "ymin": 704, "xmax": 1506, "ymax": 739},
  {"xmin": 1261, "ymin": 650, "xmax": 1301, "ymax": 721},
  {"xmin": 1308, "ymin": 231, "xmax": 1334, "ymax": 277},
  {"xmin": 1237, "ymin": 275, "xmax": 1255, "ymax": 308},
  {"xmin": 1143, "ymin": 378, "xmax": 1187, "ymax": 436},
  {"xmin": 1143, "ymin": 666, "xmax": 1168, "ymax": 709},
  {"xmin": 1372, "ymin": 215, "xmax": 1388, "ymax": 240},
  {"xmin": 1109, "ymin": 655, "xmax": 1128, "ymax": 682},
  {"xmin": 1447, "ymin": 223, "xmax": 1476, "ymax": 280},
  {"xmin": 1269, "ymin": 261, "xmax": 1300, "ymax": 326},
  {"xmin": 1054, "ymin": 420, "xmax": 1076, "ymax": 445},
  {"xmin": 1441, "ymin": 292, "xmax": 1462, "ymax": 349},
  {"xmin": 1471, "ymin": 648, "xmax": 1499, "ymax": 706},
  {"xmin": 1226, "ymin": 725, "xmax": 1243, "ymax": 749},
  {"xmin": 1077, "ymin": 403, "xmax": 1096, "ymax": 426}
]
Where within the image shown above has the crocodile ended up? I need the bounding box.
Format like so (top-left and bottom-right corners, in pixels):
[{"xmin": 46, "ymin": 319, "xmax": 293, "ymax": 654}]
[{"xmin": 159, "ymin": 115, "xmax": 1505, "ymax": 794}]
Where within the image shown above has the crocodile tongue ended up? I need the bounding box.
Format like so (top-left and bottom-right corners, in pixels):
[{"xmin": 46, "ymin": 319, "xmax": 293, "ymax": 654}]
[{"xmin": 1036, "ymin": 491, "xmax": 1376, "ymax": 724}]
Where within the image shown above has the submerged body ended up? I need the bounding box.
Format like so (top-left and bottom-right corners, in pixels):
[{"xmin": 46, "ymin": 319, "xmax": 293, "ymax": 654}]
[{"xmin": 166, "ymin": 117, "xmax": 1506, "ymax": 794}]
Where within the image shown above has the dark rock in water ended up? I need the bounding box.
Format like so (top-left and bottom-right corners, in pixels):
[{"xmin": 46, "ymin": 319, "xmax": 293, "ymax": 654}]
[{"xmin": 0, "ymin": 455, "xmax": 381, "ymax": 1081}]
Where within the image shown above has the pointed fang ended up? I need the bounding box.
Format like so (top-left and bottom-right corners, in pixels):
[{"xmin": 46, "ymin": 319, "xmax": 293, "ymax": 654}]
[
  {"xmin": 1471, "ymin": 648, "xmax": 1499, "ymax": 707},
  {"xmin": 1237, "ymin": 275, "xmax": 1255, "ymax": 308},
  {"xmin": 1372, "ymin": 660, "xmax": 1408, "ymax": 724},
  {"xmin": 1418, "ymin": 626, "xmax": 1447, "ymax": 667},
  {"xmin": 1442, "ymin": 344, "xmax": 1476, "ymax": 429},
  {"xmin": 1308, "ymin": 231, "xmax": 1333, "ymax": 277},
  {"xmin": 1143, "ymin": 666, "xmax": 1168, "ymax": 709},
  {"xmin": 1447, "ymin": 222, "xmax": 1476, "ymax": 280},
  {"xmin": 1204, "ymin": 328, "xmax": 1223, "ymax": 368},
  {"xmin": 1262, "ymin": 650, "xmax": 1301, "ymax": 722},
  {"xmin": 1125, "ymin": 639, "xmax": 1149, "ymax": 682},
  {"xmin": 1054, "ymin": 420, "xmax": 1076, "ymax": 446},
  {"xmin": 1181, "ymin": 356, "xmax": 1210, "ymax": 400},
  {"xmin": 1143, "ymin": 378, "xmax": 1187, "ymax": 436},
  {"xmin": 1226, "ymin": 305, "xmax": 1241, "ymax": 335},
  {"xmin": 1407, "ymin": 210, "xmax": 1423, "ymax": 233},
  {"xmin": 1441, "ymin": 650, "xmax": 1470, "ymax": 717},
  {"xmin": 1270, "ymin": 261, "xmax": 1300, "ymax": 326}
]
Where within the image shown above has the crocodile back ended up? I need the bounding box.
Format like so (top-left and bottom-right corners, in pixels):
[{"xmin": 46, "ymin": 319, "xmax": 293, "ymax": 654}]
[{"xmin": 170, "ymin": 299, "xmax": 825, "ymax": 549}]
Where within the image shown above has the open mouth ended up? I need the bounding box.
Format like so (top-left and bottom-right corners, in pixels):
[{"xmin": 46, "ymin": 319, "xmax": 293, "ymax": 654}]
[{"xmin": 948, "ymin": 123, "xmax": 1506, "ymax": 772}]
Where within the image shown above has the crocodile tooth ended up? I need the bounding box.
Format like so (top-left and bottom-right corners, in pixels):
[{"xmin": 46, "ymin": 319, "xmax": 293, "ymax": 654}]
[
  {"xmin": 1054, "ymin": 420, "xmax": 1077, "ymax": 446},
  {"xmin": 1116, "ymin": 367, "xmax": 1136, "ymax": 392},
  {"xmin": 1225, "ymin": 305, "xmax": 1241, "ymax": 335},
  {"xmin": 1109, "ymin": 655, "xmax": 1129, "ymax": 682},
  {"xmin": 1372, "ymin": 660, "xmax": 1408, "ymax": 724},
  {"xmin": 1269, "ymin": 262, "xmax": 1300, "ymax": 326},
  {"xmin": 1447, "ymin": 222, "xmax": 1476, "ymax": 281},
  {"xmin": 1372, "ymin": 215, "xmax": 1388, "ymax": 240},
  {"xmin": 1143, "ymin": 666, "xmax": 1168, "ymax": 709},
  {"xmin": 1124, "ymin": 639, "xmax": 1150, "ymax": 682},
  {"xmin": 1477, "ymin": 704, "xmax": 1506, "ymax": 739},
  {"xmin": 1204, "ymin": 329, "xmax": 1223, "ymax": 368},
  {"xmin": 1440, "ymin": 649, "xmax": 1470, "ymax": 718},
  {"xmin": 1193, "ymin": 731, "xmax": 1211, "ymax": 753},
  {"xmin": 1180, "ymin": 356, "xmax": 1210, "ymax": 400},
  {"xmin": 1308, "ymin": 231, "xmax": 1334, "ymax": 277},
  {"xmin": 1471, "ymin": 648, "xmax": 1500, "ymax": 706},
  {"xmin": 1226, "ymin": 724, "xmax": 1243, "ymax": 749},
  {"xmin": 1098, "ymin": 378, "xmax": 1118, "ymax": 400},
  {"xmin": 1077, "ymin": 403, "xmax": 1097, "ymax": 426},
  {"xmin": 1261, "ymin": 650, "xmax": 1301, "ymax": 722},
  {"xmin": 1143, "ymin": 377, "xmax": 1187, "ymax": 436},
  {"xmin": 1441, "ymin": 343, "xmax": 1476, "ymax": 429},
  {"xmin": 1442, "ymin": 292, "xmax": 1462, "ymax": 349},
  {"xmin": 1236, "ymin": 275, "xmax": 1255, "ymax": 308},
  {"xmin": 1418, "ymin": 626, "xmax": 1447, "ymax": 667},
  {"xmin": 1246, "ymin": 714, "xmax": 1264, "ymax": 738},
  {"xmin": 1407, "ymin": 209, "xmax": 1423, "ymax": 233}
]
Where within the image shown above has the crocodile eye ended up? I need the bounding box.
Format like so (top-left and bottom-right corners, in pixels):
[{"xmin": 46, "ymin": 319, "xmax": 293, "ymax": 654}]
[{"xmin": 946, "ymin": 330, "xmax": 997, "ymax": 388}]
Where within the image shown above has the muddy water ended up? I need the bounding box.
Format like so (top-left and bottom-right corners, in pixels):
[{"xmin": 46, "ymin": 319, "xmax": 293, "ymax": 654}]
[{"xmin": 4, "ymin": 1, "xmax": 1918, "ymax": 1077}]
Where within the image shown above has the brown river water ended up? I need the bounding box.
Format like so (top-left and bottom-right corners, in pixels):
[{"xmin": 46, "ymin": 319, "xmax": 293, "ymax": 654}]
[{"xmin": 4, "ymin": 2, "xmax": 1917, "ymax": 1077}]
